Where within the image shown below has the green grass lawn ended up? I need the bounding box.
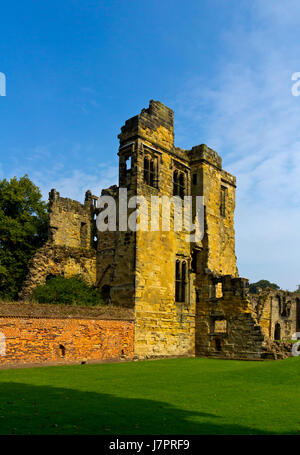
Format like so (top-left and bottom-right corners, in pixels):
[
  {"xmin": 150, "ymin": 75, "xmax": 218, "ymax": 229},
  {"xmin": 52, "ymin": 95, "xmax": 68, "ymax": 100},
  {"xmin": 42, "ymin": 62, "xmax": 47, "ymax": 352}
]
[{"xmin": 0, "ymin": 357, "xmax": 299, "ymax": 435}]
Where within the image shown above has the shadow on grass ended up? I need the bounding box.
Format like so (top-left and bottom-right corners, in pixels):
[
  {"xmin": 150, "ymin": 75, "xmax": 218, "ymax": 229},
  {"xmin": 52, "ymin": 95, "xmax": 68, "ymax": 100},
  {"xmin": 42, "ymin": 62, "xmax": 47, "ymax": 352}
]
[{"xmin": 0, "ymin": 382, "xmax": 275, "ymax": 435}]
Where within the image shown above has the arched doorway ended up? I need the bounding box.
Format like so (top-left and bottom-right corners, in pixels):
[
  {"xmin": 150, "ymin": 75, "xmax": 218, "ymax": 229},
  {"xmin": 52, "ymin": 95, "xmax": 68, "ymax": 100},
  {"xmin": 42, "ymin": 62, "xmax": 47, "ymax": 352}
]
[{"xmin": 274, "ymin": 323, "xmax": 281, "ymax": 341}]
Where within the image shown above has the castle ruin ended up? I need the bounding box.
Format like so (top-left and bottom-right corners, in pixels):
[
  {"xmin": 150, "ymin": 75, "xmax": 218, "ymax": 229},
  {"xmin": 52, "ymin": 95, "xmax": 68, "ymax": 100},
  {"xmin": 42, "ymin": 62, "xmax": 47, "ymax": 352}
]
[{"xmin": 18, "ymin": 100, "xmax": 300, "ymax": 362}]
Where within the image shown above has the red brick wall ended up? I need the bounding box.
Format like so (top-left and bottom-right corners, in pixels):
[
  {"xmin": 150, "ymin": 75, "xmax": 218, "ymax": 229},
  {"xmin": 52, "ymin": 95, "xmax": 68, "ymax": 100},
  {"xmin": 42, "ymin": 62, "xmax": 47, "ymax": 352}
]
[{"xmin": 0, "ymin": 317, "xmax": 134, "ymax": 366}]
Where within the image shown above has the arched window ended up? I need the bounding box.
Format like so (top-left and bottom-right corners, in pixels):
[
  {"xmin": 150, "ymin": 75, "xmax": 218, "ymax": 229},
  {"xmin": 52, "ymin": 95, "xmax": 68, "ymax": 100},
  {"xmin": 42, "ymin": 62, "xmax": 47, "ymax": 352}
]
[
  {"xmin": 282, "ymin": 303, "xmax": 287, "ymax": 317},
  {"xmin": 275, "ymin": 295, "xmax": 281, "ymax": 315},
  {"xmin": 173, "ymin": 170, "xmax": 185, "ymax": 197},
  {"xmin": 144, "ymin": 156, "xmax": 157, "ymax": 188}
]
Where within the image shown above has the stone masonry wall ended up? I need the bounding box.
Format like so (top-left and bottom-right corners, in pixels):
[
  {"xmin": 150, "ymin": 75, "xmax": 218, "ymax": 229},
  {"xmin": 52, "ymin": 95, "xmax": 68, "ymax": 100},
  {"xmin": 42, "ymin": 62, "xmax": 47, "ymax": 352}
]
[
  {"xmin": 249, "ymin": 290, "xmax": 300, "ymax": 341},
  {"xmin": 133, "ymin": 142, "xmax": 196, "ymax": 357},
  {"xmin": 196, "ymin": 274, "xmax": 266, "ymax": 359},
  {"xmin": 0, "ymin": 316, "xmax": 134, "ymax": 366},
  {"xmin": 48, "ymin": 189, "xmax": 96, "ymax": 249},
  {"xmin": 19, "ymin": 243, "xmax": 97, "ymax": 299},
  {"xmin": 118, "ymin": 101, "xmax": 196, "ymax": 358},
  {"xmin": 20, "ymin": 189, "xmax": 98, "ymax": 299}
]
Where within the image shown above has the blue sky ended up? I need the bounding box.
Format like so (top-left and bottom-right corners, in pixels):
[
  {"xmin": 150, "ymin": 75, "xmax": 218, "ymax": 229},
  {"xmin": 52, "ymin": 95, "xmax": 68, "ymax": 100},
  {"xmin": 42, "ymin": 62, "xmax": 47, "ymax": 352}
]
[{"xmin": 1, "ymin": 0, "xmax": 300, "ymax": 290}]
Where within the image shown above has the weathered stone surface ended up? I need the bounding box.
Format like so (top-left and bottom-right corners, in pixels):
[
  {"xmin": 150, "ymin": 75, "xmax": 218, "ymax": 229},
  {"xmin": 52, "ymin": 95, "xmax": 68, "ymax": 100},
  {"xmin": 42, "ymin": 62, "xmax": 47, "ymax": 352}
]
[
  {"xmin": 17, "ymin": 100, "xmax": 299, "ymax": 363},
  {"xmin": 249, "ymin": 289, "xmax": 300, "ymax": 341},
  {"xmin": 19, "ymin": 243, "xmax": 97, "ymax": 299}
]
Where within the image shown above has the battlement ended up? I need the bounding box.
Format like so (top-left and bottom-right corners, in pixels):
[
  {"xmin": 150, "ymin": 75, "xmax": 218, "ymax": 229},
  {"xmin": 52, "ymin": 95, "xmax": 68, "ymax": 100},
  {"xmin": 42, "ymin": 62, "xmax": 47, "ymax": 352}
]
[
  {"xmin": 188, "ymin": 144, "xmax": 222, "ymax": 169},
  {"xmin": 118, "ymin": 100, "xmax": 174, "ymax": 151}
]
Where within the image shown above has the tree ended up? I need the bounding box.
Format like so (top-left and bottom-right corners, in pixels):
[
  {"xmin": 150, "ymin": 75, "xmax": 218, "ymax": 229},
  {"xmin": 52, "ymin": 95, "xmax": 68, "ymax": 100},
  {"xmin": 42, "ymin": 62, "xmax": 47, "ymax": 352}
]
[
  {"xmin": 248, "ymin": 279, "xmax": 280, "ymax": 294},
  {"xmin": 32, "ymin": 275, "xmax": 104, "ymax": 306},
  {"xmin": 0, "ymin": 175, "xmax": 48, "ymax": 299}
]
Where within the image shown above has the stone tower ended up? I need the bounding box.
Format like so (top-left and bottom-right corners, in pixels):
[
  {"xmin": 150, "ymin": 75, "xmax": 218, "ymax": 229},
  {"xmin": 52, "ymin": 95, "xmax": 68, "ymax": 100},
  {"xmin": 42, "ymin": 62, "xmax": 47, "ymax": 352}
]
[
  {"xmin": 23, "ymin": 100, "xmax": 292, "ymax": 361},
  {"xmin": 106, "ymin": 100, "xmax": 239, "ymax": 358}
]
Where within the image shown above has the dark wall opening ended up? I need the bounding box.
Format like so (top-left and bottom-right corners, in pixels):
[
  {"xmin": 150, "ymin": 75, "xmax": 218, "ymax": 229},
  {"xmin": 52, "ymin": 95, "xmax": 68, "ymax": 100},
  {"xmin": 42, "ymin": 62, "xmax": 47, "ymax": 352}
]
[
  {"xmin": 215, "ymin": 337, "xmax": 222, "ymax": 352},
  {"xmin": 274, "ymin": 323, "xmax": 281, "ymax": 341},
  {"xmin": 101, "ymin": 285, "xmax": 111, "ymax": 304}
]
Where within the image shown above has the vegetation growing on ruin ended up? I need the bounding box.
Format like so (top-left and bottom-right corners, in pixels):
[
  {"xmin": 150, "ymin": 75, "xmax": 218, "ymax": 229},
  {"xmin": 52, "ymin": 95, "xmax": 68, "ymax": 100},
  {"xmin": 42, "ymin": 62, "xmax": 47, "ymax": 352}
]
[
  {"xmin": 249, "ymin": 280, "xmax": 280, "ymax": 294},
  {"xmin": 32, "ymin": 275, "xmax": 104, "ymax": 306}
]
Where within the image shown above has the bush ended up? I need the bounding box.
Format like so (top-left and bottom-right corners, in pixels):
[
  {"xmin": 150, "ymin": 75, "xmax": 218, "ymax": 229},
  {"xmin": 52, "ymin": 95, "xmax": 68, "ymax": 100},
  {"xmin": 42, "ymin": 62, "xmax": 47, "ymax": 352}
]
[
  {"xmin": 32, "ymin": 275, "xmax": 104, "ymax": 306},
  {"xmin": 249, "ymin": 279, "xmax": 280, "ymax": 294}
]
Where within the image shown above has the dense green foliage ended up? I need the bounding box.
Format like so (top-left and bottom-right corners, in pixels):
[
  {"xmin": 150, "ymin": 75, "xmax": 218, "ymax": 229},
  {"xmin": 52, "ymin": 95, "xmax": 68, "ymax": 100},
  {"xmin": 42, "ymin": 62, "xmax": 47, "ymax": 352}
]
[
  {"xmin": 32, "ymin": 275, "xmax": 103, "ymax": 306},
  {"xmin": 249, "ymin": 279, "xmax": 280, "ymax": 294},
  {"xmin": 0, "ymin": 357, "xmax": 300, "ymax": 434},
  {"xmin": 0, "ymin": 175, "xmax": 48, "ymax": 299}
]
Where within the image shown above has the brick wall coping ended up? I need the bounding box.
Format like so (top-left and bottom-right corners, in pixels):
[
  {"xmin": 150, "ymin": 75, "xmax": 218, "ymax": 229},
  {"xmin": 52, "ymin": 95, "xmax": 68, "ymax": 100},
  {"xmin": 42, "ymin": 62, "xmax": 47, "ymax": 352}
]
[{"xmin": 0, "ymin": 303, "xmax": 134, "ymax": 321}]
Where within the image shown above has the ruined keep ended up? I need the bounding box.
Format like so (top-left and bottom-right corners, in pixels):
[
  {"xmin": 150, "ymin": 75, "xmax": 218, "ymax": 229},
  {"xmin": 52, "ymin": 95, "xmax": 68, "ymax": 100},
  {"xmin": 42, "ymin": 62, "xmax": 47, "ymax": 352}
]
[{"xmin": 19, "ymin": 100, "xmax": 300, "ymax": 361}]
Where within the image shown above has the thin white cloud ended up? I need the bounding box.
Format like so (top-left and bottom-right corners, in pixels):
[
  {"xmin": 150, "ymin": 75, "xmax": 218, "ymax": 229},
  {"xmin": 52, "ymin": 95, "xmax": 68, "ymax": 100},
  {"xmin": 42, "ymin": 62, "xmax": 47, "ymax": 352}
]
[
  {"xmin": 173, "ymin": 0, "xmax": 300, "ymax": 290},
  {"xmin": 0, "ymin": 142, "xmax": 118, "ymax": 202},
  {"xmin": 36, "ymin": 166, "xmax": 118, "ymax": 202}
]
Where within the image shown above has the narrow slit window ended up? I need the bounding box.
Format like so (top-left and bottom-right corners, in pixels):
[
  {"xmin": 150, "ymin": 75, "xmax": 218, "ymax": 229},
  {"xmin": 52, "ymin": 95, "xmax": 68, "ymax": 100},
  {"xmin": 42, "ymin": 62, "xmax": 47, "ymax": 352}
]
[
  {"xmin": 144, "ymin": 157, "xmax": 150, "ymax": 184},
  {"xmin": 175, "ymin": 259, "xmax": 187, "ymax": 303},
  {"xmin": 173, "ymin": 171, "xmax": 179, "ymax": 196},
  {"xmin": 181, "ymin": 261, "xmax": 187, "ymax": 303},
  {"xmin": 220, "ymin": 186, "xmax": 227, "ymax": 217},
  {"xmin": 175, "ymin": 260, "xmax": 181, "ymax": 302},
  {"xmin": 191, "ymin": 249, "xmax": 198, "ymax": 273},
  {"xmin": 126, "ymin": 156, "xmax": 132, "ymax": 170},
  {"xmin": 179, "ymin": 173, "xmax": 185, "ymax": 198},
  {"xmin": 150, "ymin": 160, "xmax": 155, "ymax": 187}
]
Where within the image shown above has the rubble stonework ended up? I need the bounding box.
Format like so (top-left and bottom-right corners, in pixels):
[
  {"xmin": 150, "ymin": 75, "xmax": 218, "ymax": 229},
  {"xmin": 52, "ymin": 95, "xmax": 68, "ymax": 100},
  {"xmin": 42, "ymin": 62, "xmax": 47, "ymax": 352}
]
[
  {"xmin": 249, "ymin": 289, "xmax": 300, "ymax": 342},
  {"xmin": 17, "ymin": 100, "xmax": 300, "ymax": 362},
  {"xmin": 19, "ymin": 189, "xmax": 98, "ymax": 299}
]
